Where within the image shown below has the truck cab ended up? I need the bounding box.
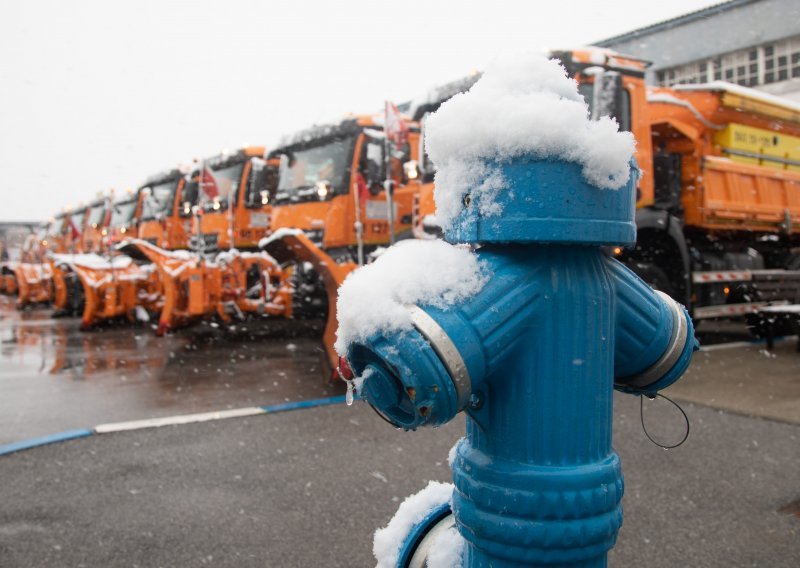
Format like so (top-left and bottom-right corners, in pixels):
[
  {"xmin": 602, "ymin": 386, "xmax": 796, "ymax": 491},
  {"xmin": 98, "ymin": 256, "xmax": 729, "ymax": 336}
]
[
  {"xmin": 80, "ymin": 197, "xmax": 111, "ymax": 253},
  {"xmin": 269, "ymin": 115, "xmax": 429, "ymax": 261},
  {"xmin": 137, "ymin": 169, "xmax": 188, "ymax": 250},
  {"xmin": 108, "ymin": 193, "xmax": 140, "ymax": 246},
  {"xmin": 184, "ymin": 146, "xmax": 275, "ymax": 252},
  {"xmin": 24, "ymin": 222, "xmax": 52, "ymax": 262},
  {"xmin": 557, "ymin": 47, "xmax": 800, "ymax": 316},
  {"xmin": 44, "ymin": 213, "xmax": 71, "ymax": 254}
]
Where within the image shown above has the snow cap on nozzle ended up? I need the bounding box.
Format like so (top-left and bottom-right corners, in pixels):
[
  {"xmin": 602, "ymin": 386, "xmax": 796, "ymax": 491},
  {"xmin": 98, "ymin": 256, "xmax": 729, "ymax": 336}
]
[{"xmin": 425, "ymin": 52, "xmax": 639, "ymax": 245}]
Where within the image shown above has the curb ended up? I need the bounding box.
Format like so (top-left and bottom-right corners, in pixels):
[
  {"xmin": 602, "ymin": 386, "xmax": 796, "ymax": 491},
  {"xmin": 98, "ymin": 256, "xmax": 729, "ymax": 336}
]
[{"xmin": 0, "ymin": 395, "xmax": 348, "ymax": 458}]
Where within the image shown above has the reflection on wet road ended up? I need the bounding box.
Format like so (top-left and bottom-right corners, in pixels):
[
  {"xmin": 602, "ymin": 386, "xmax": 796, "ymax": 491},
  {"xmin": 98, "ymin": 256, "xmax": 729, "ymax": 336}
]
[{"xmin": 0, "ymin": 297, "xmax": 341, "ymax": 444}]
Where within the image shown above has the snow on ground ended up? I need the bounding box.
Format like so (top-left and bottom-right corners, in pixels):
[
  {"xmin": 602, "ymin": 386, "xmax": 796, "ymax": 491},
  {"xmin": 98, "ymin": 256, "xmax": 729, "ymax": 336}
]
[
  {"xmin": 373, "ymin": 480, "xmax": 454, "ymax": 568},
  {"xmin": 334, "ymin": 240, "xmax": 486, "ymax": 354},
  {"xmin": 425, "ymin": 52, "xmax": 636, "ymax": 230}
]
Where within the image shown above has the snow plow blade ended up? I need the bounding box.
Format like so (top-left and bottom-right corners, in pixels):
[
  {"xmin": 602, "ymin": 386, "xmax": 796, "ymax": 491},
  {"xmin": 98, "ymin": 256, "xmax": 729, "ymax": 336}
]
[
  {"xmin": 260, "ymin": 230, "xmax": 357, "ymax": 369},
  {"xmin": 67, "ymin": 253, "xmax": 162, "ymax": 329},
  {"xmin": 13, "ymin": 262, "xmax": 53, "ymax": 308},
  {"xmin": 119, "ymin": 239, "xmax": 289, "ymax": 335}
]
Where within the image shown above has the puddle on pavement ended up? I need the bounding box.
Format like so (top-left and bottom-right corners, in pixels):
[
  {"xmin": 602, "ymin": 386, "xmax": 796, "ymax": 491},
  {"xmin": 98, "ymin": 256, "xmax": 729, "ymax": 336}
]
[{"xmin": 0, "ymin": 297, "xmax": 342, "ymax": 444}]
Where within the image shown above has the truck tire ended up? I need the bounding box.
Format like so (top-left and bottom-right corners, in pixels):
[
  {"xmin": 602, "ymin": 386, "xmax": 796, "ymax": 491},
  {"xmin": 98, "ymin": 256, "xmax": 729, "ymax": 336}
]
[
  {"xmin": 624, "ymin": 261, "xmax": 675, "ymax": 298},
  {"xmin": 291, "ymin": 263, "xmax": 328, "ymax": 319}
]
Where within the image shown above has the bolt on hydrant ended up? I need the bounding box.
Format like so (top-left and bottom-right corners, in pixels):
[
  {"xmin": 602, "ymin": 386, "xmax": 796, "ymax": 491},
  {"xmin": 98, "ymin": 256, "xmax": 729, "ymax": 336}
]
[{"xmin": 336, "ymin": 54, "xmax": 698, "ymax": 567}]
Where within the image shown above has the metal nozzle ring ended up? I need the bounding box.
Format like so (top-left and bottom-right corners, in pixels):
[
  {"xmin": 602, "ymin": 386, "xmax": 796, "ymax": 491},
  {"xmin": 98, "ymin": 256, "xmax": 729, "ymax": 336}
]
[
  {"xmin": 621, "ymin": 291, "xmax": 688, "ymax": 389},
  {"xmin": 407, "ymin": 305, "xmax": 472, "ymax": 410}
]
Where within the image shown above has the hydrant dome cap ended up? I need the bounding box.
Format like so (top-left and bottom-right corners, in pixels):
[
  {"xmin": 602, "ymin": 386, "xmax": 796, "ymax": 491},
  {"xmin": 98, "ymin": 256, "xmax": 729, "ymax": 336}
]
[{"xmin": 445, "ymin": 157, "xmax": 638, "ymax": 245}]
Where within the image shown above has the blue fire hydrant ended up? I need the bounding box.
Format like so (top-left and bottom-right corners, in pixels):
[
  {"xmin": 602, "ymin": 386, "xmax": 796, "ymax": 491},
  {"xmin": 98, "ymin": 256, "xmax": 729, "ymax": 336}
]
[{"xmin": 345, "ymin": 156, "xmax": 697, "ymax": 566}]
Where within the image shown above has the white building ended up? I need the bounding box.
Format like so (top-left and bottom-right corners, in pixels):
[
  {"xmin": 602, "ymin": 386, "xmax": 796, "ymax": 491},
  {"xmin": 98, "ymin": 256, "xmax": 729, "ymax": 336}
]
[{"xmin": 595, "ymin": 0, "xmax": 800, "ymax": 102}]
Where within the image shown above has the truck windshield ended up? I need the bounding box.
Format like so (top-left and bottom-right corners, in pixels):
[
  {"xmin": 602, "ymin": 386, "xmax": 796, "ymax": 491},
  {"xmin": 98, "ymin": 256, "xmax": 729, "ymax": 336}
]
[
  {"xmin": 70, "ymin": 211, "xmax": 86, "ymax": 232},
  {"xmin": 110, "ymin": 200, "xmax": 136, "ymax": 228},
  {"xmin": 87, "ymin": 203, "xmax": 106, "ymax": 227},
  {"xmin": 275, "ymin": 135, "xmax": 355, "ymax": 202},
  {"xmin": 200, "ymin": 162, "xmax": 244, "ymax": 210},
  {"xmin": 141, "ymin": 179, "xmax": 179, "ymax": 220}
]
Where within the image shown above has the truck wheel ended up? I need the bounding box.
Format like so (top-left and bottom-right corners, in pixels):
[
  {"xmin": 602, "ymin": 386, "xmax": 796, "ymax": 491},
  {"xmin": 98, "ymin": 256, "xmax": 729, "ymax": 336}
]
[
  {"xmin": 291, "ymin": 263, "xmax": 328, "ymax": 319},
  {"xmin": 624, "ymin": 261, "xmax": 675, "ymax": 298},
  {"xmin": 65, "ymin": 271, "xmax": 85, "ymax": 315}
]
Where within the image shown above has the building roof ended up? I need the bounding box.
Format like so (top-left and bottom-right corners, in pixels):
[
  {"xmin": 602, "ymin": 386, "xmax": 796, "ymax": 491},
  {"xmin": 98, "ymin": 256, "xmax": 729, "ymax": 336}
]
[{"xmin": 595, "ymin": 0, "xmax": 759, "ymax": 46}]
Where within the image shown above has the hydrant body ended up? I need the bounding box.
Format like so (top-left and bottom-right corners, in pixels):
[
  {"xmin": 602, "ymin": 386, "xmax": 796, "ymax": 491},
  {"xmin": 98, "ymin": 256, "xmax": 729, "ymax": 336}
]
[{"xmin": 349, "ymin": 158, "xmax": 696, "ymax": 566}]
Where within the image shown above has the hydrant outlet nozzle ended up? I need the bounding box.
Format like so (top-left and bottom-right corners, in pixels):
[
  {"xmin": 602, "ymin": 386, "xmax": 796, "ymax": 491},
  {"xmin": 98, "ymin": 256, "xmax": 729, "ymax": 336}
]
[{"xmin": 350, "ymin": 329, "xmax": 463, "ymax": 430}]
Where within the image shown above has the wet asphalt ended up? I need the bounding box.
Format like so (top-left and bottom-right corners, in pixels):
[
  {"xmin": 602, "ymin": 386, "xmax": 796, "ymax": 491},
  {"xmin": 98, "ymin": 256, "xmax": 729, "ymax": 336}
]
[
  {"xmin": 0, "ymin": 297, "xmax": 339, "ymax": 445},
  {"xmin": 0, "ymin": 298, "xmax": 798, "ymax": 567}
]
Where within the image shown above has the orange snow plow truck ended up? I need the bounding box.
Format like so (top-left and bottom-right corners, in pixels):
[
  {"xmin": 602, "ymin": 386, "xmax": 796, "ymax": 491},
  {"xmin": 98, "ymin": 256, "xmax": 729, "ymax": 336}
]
[
  {"xmin": 540, "ymin": 48, "xmax": 800, "ymax": 321},
  {"xmin": 75, "ymin": 148, "xmax": 284, "ymax": 333},
  {"xmin": 55, "ymin": 174, "xmax": 172, "ymax": 326},
  {"xmin": 262, "ymin": 112, "xmax": 435, "ymax": 367},
  {"xmin": 185, "ymin": 146, "xmax": 276, "ymax": 253},
  {"xmin": 11, "ymin": 212, "xmax": 76, "ymax": 308},
  {"xmin": 121, "ymin": 147, "xmax": 284, "ymax": 334},
  {"xmin": 398, "ymin": 49, "xmax": 800, "ymax": 322}
]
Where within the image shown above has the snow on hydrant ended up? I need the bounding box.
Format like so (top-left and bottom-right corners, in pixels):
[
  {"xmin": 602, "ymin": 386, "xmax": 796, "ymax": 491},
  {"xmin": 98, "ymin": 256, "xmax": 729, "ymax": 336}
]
[{"xmin": 336, "ymin": 53, "xmax": 698, "ymax": 567}]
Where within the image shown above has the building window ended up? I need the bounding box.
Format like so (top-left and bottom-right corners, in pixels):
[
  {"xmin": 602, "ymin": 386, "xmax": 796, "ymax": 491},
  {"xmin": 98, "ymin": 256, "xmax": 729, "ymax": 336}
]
[{"xmin": 655, "ymin": 36, "xmax": 800, "ymax": 88}]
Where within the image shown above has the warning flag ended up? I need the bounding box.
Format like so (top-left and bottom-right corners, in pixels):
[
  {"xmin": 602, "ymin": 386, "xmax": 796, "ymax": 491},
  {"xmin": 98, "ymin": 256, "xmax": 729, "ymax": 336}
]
[
  {"xmin": 384, "ymin": 101, "xmax": 408, "ymax": 151},
  {"xmin": 199, "ymin": 166, "xmax": 219, "ymax": 201}
]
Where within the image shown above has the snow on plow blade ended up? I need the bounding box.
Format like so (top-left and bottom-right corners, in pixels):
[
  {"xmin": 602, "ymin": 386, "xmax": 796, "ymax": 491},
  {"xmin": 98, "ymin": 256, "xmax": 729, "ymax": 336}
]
[
  {"xmin": 62, "ymin": 252, "xmax": 161, "ymax": 329},
  {"xmin": 120, "ymin": 239, "xmax": 291, "ymax": 335},
  {"xmin": 12, "ymin": 262, "xmax": 54, "ymax": 307}
]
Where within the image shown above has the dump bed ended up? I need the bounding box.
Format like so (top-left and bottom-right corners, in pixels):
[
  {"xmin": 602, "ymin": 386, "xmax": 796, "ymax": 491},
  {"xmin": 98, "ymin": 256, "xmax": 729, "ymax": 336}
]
[
  {"xmin": 649, "ymin": 82, "xmax": 800, "ymax": 234},
  {"xmin": 683, "ymin": 156, "xmax": 800, "ymax": 232}
]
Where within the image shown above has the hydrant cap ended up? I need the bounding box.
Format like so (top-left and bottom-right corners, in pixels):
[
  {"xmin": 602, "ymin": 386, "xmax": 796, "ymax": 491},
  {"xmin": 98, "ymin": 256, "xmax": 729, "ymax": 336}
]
[{"xmin": 445, "ymin": 157, "xmax": 638, "ymax": 246}]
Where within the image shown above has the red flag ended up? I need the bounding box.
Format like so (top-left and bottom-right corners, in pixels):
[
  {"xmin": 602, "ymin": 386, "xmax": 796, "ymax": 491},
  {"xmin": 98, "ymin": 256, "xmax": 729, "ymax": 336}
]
[
  {"xmin": 384, "ymin": 101, "xmax": 408, "ymax": 151},
  {"xmin": 69, "ymin": 217, "xmax": 81, "ymax": 240},
  {"xmin": 199, "ymin": 166, "xmax": 219, "ymax": 200},
  {"xmin": 355, "ymin": 172, "xmax": 370, "ymax": 203}
]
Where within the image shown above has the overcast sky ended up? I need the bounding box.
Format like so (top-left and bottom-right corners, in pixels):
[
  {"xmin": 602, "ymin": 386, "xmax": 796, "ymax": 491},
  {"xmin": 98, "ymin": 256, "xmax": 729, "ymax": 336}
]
[{"xmin": 1, "ymin": 0, "xmax": 721, "ymax": 221}]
